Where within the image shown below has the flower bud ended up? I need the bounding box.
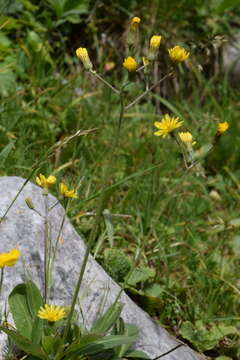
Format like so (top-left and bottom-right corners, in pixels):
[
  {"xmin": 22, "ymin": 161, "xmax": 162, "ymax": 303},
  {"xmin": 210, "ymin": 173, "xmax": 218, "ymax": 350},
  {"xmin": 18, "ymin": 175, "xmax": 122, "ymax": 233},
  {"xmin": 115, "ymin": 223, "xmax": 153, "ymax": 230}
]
[{"xmin": 76, "ymin": 47, "xmax": 93, "ymax": 70}]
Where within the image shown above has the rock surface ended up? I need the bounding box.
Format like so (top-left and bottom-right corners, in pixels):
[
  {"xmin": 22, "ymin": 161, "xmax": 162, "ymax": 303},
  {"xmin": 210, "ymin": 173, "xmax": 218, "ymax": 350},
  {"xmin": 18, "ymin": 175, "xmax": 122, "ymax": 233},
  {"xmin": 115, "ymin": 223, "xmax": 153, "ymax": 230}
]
[
  {"xmin": 223, "ymin": 34, "xmax": 240, "ymax": 85},
  {"xmin": 0, "ymin": 177, "xmax": 205, "ymax": 360}
]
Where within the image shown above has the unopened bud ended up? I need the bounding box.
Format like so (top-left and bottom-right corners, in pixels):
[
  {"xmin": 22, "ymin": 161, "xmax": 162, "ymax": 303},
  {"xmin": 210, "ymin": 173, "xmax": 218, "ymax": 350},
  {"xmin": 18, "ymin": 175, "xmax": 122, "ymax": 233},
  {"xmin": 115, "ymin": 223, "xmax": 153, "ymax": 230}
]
[{"xmin": 25, "ymin": 197, "xmax": 34, "ymax": 210}]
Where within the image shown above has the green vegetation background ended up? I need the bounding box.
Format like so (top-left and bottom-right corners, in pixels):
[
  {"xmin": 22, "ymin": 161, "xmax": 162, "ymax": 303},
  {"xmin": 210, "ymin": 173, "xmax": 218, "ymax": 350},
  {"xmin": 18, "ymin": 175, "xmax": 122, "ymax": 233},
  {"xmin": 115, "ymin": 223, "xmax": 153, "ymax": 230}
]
[{"xmin": 1, "ymin": 0, "xmax": 240, "ymax": 358}]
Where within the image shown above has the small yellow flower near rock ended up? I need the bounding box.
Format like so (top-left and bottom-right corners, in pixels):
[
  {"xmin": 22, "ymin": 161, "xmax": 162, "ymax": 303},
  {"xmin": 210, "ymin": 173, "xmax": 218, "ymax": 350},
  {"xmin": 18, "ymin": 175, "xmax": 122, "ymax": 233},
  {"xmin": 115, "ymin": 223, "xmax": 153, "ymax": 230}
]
[
  {"xmin": 59, "ymin": 182, "xmax": 78, "ymax": 199},
  {"xmin": 130, "ymin": 17, "xmax": 141, "ymax": 30},
  {"xmin": 150, "ymin": 35, "xmax": 162, "ymax": 50},
  {"xmin": 154, "ymin": 114, "xmax": 183, "ymax": 138},
  {"xmin": 217, "ymin": 121, "xmax": 229, "ymax": 134},
  {"xmin": 0, "ymin": 249, "xmax": 20, "ymax": 268},
  {"xmin": 123, "ymin": 57, "xmax": 137, "ymax": 72},
  {"xmin": 38, "ymin": 304, "xmax": 66, "ymax": 322},
  {"xmin": 76, "ymin": 47, "xmax": 93, "ymax": 70},
  {"xmin": 179, "ymin": 131, "xmax": 195, "ymax": 146},
  {"xmin": 36, "ymin": 174, "xmax": 56, "ymax": 189},
  {"xmin": 168, "ymin": 45, "xmax": 190, "ymax": 63}
]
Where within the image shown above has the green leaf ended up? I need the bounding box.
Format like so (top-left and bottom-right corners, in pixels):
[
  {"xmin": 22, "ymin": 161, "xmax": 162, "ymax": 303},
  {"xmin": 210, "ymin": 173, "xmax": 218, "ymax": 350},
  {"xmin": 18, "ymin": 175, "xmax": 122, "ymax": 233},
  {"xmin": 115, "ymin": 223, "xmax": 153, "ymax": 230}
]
[
  {"xmin": 0, "ymin": 141, "xmax": 15, "ymax": 166},
  {"xmin": 179, "ymin": 321, "xmax": 237, "ymax": 352},
  {"xmin": 26, "ymin": 280, "xmax": 43, "ymax": 317},
  {"xmin": 65, "ymin": 335, "xmax": 137, "ymax": 357},
  {"xmin": 91, "ymin": 303, "xmax": 124, "ymax": 334},
  {"xmin": 31, "ymin": 317, "xmax": 43, "ymax": 344},
  {"xmin": 125, "ymin": 350, "xmax": 151, "ymax": 359},
  {"xmin": 0, "ymin": 327, "xmax": 47, "ymax": 359},
  {"xmin": 9, "ymin": 284, "xmax": 33, "ymax": 339},
  {"xmin": 115, "ymin": 323, "xmax": 138, "ymax": 357},
  {"xmin": 127, "ymin": 267, "xmax": 155, "ymax": 287}
]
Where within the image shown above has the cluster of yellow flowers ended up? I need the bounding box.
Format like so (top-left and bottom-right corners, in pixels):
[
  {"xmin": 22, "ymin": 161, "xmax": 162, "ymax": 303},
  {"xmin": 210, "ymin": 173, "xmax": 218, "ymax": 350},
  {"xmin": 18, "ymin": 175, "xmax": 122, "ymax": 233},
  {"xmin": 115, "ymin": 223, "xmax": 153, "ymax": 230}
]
[
  {"xmin": 154, "ymin": 114, "xmax": 229, "ymax": 141},
  {"xmin": 122, "ymin": 17, "xmax": 189, "ymax": 72},
  {"xmin": 36, "ymin": 174, "xmax": 78, "ymax": 198},
  {"xmin": 75, "ymin": 16, "xmax": 190, "ymax": 73},
  {"xmin": 0, "ymin": 248, "xmax": 20, "ymax": 268}
]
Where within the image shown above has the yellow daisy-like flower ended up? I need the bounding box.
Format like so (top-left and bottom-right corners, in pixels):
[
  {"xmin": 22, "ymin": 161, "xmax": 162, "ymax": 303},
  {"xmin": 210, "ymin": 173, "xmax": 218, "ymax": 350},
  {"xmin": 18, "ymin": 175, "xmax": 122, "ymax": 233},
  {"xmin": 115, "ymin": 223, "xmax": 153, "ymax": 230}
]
[
  {"xmin": 59, "ymin": 182, "xmax": 78, "ymax": 199},
  {"xmin": 76, "ymin": 47, "xmax": 93, "ymax": 70},
  {"xmin": 217, "ymin": 121, "xmax": 229, "ymax": 134},
  {"xmin": 179, "ymin": 131, "xmax": 194, "ymax": 145},
  {"xmin": 168, "ymin": 45, "xmax": 190, "ymax": 63},
  {"xmin": 154, "ymin": 114, "xmax": 183, "ymax": 138},
  {"xmin": 36, "ymin": 174, "xmax": 56, "ymax": 189},
  {"xmin": 38, "ymin": 304, "xmax": 66, "ymax": 322},
  {"xmin": 150, "ymin": 35, "xmax": 162, "ymax": 50},
  {"xmin": 0, "ymin": 249, "xmax": 20, "ymax": 268},
  {"xmin": 130, "ymin": 17, "xmax": 141, "ymax": 30},
  {"xmin": 122, "ymin": 57, "xmax": 137, "ymax": 72}
]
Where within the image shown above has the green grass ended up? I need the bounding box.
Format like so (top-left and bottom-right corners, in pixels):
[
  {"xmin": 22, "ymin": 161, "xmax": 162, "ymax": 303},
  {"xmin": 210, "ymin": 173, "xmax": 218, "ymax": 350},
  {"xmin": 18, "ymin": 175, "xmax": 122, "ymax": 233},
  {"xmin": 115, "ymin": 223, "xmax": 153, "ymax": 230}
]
[{"xmin": 1, "ymin": 67, "xmax": 240, "ymax": 357}]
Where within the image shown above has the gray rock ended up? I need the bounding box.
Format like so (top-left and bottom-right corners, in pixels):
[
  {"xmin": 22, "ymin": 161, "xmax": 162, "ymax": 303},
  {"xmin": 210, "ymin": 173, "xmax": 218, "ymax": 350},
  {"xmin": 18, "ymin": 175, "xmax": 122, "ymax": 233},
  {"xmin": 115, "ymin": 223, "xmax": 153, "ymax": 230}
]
[
  {"xmin": 223, "ymin": 34, "xmax": 240, "ymax": 85},
  {"xmin": 0, "ymin": 176, "xmax": 205, "ymax": 360}
]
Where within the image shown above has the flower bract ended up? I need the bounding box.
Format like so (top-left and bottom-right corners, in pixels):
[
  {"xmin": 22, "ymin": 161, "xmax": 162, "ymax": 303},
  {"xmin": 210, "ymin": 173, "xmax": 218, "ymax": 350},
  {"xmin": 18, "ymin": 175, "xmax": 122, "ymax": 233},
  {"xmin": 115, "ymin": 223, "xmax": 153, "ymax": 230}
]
[
  {"xmin": 36, "ymin": 174, "xmax": 56, "ymax": 189},
  {"xmin": 217, "ymin": 121, "xmax": 229, "ymax": 134},
  {"xmin": 168, "ymin": 45, "xmax": 190, "ymax": 63},
  {"xmin": 0, "ymin": 249, "xmax": 20, "ymax": 268},
  {"xmin": 76, "ymin": 47, "xmax": 93, "ymax": 70},
  {"xmin": 122, "ymin": 57, "xmax": 137, "ymax": 72},
  {"xmin": 154, "ymin": 114, "xmax": 183, "ymax": 138},
  {"xmin": 38, "ymin": 304, "xmax": 66, "ymax": 322},
  {"xmin": 59, "ymin": 182, "xmax": 78, "ymax": 198}
]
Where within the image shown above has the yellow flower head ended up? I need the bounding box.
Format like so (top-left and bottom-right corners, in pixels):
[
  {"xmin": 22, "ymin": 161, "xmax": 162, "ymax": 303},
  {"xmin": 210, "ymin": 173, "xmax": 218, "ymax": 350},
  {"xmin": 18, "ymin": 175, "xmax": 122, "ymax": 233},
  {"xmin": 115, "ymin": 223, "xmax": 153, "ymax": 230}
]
[
  {"xmin": 122, "ymin": 57, "xmax": 137, "ymax": 72},
  {"xmin": 150, "ymin": 35, "xmax": 162, "ymax": 50},
  {"xmin": 0, "ymin": 249, "xmax": 20, "ymax": 268},
  {"xmin": 36, "ymin": 174, "xmax": 56, "ymax": 189},
  {"xmin": 179, "ymin": 131, "xmax": 194, "ymax": 145},
  {"xmin": 130, "ymin": 17, "xmax": 141, "ymax": 30},
  {"xmin": 168, "ymin": 45, "xmax": 190, "ymax": 63},
  {"xmin": 76, "ymin": 47, "xmax": 93, "ymax": 70},
  {"xmin": 38, "ymin": 304, "xmax": 66, "ymax": 322},
  {"xmin": 59, "ymin": 182, "xmax": 78, "ymax": 199},
  {"xmin": 217, "ymin": 121, "xmax": 229, "ymax": 134},
  {"xmin": 154, "ymin": 114, "xmax": 183, "ymax": 138}
]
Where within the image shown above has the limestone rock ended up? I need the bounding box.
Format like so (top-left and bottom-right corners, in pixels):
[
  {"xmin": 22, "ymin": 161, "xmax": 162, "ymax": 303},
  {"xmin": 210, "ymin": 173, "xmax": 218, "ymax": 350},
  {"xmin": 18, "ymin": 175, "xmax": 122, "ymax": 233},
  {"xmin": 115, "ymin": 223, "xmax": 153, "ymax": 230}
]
[{"xmin": 0, "ymin": 176, "xmax": 205, "ymax": 360}]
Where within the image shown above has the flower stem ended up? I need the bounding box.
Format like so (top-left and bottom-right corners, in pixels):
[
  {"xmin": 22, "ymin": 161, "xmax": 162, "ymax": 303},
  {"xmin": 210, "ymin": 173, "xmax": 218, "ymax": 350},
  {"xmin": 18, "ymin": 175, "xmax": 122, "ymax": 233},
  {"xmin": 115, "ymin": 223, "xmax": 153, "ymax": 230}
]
[
  {"xmin": 90, "ymin": 70, "xmax": 120, "ymax": 95},
  {"xmin": 0, "ymin": 268, "xmax": 4, "ymax": 298},
  {"xmin": 44, "ymin": 195, "xmax": 50, "ymax": 303},
  {"xmin": 124, "ymin": 72, "xmax": 174, "ymax": 111}
]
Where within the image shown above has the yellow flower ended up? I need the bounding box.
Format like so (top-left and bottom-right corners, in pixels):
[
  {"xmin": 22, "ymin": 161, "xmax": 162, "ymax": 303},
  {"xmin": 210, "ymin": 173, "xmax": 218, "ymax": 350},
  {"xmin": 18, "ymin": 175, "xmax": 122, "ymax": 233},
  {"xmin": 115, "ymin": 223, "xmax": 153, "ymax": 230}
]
[
  {"xmin": 217, "ymin": 121, "xmax": 229, "ymax": 134},
  {"xmin": 38, "ymin": 304, "xmax": 66, "ymax": 322},
  {"xmin": 0, "ymin": 249, "xmax": 20, "ymax": 268},
  {"xmin": 76, "ymin": 47, "xmax": 93, "ymax": 70},
  {"xmin": 59, "ymin": 182, "xmax": 78, "ymax": 199},
  {"xmin": 130, "ymin": 17, "xmax": 141, "ymax": 30},
  {"xmin": 36, "ymin": 174, "xmax": 56, "ymax": 189},
  {"xmin": 122, "ymin": 57, "xmax": 137, "ymax": 72},
  {"xmin": 179, "ymin": 131, "xmax": 195, "ymax": 145},
  {"xmin": 150, "ymin": 35, "xmax": 162, "ymax": 50},
  {"xmin": 154, "ymin": 114, "xmax": 183, "ymax": 138},
  {"xmin": 168, "ymin": 45, "xmax": 190, "ymax": 63}
]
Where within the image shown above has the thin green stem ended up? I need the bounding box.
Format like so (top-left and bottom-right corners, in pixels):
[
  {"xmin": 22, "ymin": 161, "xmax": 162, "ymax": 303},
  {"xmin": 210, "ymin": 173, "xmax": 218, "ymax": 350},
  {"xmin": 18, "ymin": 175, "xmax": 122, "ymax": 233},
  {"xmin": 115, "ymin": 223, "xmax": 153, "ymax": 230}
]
[
  {"xmin": 0, "ymin": 268, "xmax": 4, "ymax": 298},
  {"xmin": 90, "ymin": 70, "xmax": 120, "ymax": 95},
  {"xmin": 124, "ymin": 72, "xmax": 174, "ymax": 111},
  {"xmin": 44, "ymin": 195, "xmax": 49, "ymax": 303}
]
